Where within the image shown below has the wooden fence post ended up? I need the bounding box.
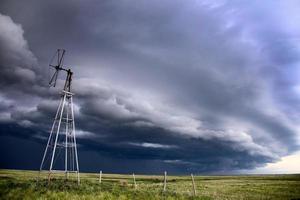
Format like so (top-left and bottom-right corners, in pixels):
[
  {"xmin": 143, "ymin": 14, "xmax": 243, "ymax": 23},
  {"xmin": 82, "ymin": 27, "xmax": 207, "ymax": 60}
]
[
  {"xmin": 99, "ymin": 170, "xmax": 102, "ymax": 183},
  {"xmin": 191, "ymin": 173, "xmax": 196, "ymax": 196},
  {"xmin": 133, "ymin": 173, "xmax": 137, "ymax": 190},
  {"xmin": 163, "ymin": 171, "xmax": 167, "ymax": 192}
]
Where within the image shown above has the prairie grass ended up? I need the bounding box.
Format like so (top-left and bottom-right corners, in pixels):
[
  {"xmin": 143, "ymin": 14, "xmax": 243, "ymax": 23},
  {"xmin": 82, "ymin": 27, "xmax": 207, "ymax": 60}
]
[{"xmin": 0, "ymin": 169, "xmax": 299, "ymax": 200}]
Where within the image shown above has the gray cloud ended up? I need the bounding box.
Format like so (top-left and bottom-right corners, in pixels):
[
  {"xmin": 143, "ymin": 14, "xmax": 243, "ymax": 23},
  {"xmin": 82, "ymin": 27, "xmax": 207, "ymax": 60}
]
[
  {"xmin": 0, "ymin": 14, "xmax": 37, "ymax": 87},
  {"xmin": 0, "ymin": 0, "xmax": 300, "ymax": 173}
]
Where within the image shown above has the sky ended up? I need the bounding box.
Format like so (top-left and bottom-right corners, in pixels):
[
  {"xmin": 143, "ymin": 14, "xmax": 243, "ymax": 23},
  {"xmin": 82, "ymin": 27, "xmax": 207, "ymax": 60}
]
[{"xmin": 0, "ymin": 0, "xmax": 300, "ymax": 174}]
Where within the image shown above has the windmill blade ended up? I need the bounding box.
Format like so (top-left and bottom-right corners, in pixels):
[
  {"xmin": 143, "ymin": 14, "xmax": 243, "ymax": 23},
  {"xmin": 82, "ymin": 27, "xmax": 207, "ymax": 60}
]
[
  {"xmin": 58, "ymin": 49, "xmax": 65, "ymax": 67},
  {"xmin": 49, "ymin": 49, "xmax": 66, "ymax": 69},
  {"xmin": 49, "ymin": 69, "xmax": 59, "ymax": 87},
  {"xmin": 49, "ymin": 70, "xmax": 57, "ymax": 87},
  {"xmin": 48, "ymin": 49, "xmax": 66, "ymax": 87},
  {"xmin": 49, "ymin": 50, "xmax": 58, "ymax": 68}
]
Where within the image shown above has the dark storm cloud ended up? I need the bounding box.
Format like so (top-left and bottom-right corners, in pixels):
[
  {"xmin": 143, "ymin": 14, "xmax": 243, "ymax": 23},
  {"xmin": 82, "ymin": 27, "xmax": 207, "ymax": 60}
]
[
  {"xmin": 1, "ymin": 0, "xmax": 300, "ymax": 173},
  {"xmin": 0, "ymin": 14, "xmax": 37, "ymax": 88}
]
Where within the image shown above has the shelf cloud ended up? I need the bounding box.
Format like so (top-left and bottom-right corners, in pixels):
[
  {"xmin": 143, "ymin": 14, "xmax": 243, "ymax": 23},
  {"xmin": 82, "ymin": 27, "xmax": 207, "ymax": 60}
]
[{"xmin": 0, "ymin": 0, "xmax": 300, "ymax": 174}]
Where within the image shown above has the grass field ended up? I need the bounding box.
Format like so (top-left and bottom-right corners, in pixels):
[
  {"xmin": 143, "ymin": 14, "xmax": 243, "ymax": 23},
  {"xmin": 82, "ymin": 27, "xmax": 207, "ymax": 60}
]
[{"xmin": 0, "ymin": 169, "xmax": 299, "ymax": 200}]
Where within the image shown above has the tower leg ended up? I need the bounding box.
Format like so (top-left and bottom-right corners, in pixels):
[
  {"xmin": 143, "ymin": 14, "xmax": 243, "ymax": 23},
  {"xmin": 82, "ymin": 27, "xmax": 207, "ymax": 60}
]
[
  {"xmin": 65, "ymin": 96, "xmax": 69, "ymax": 179},
  {"xmin": 39, "ymin": 98, "xmax": 63, "ymax": 171},
  {"xmin": 71, "ymin": 96, "xmax": 80, "ymax": 185},
  {"xmin": 38, "ymin": 96, "xmax": 64, "ymax": 182},
  {"xmin": 48, "ymin": 93, "xmax": 67, "ymax": 183}
]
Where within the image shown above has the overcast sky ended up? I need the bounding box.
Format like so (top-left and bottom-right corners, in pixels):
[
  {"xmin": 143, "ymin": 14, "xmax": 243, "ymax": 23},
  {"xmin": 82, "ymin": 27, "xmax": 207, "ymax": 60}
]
[{"xmin": 0, "ymin": 0, "xmax": 300, "ymax": 174}]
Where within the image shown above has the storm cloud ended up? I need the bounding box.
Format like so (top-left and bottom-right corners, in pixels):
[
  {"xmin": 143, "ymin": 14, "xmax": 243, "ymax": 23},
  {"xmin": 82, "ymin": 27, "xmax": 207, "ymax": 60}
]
[{"xmin": 0, "ymin": 0, "xmax": 300, "ymax": 174}]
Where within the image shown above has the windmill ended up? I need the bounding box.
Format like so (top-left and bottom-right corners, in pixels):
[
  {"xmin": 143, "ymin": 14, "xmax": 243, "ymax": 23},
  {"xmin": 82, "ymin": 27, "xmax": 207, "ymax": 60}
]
[{"xmin": 39, "ymin": 49, "xmax": 80, "ymax": 184}]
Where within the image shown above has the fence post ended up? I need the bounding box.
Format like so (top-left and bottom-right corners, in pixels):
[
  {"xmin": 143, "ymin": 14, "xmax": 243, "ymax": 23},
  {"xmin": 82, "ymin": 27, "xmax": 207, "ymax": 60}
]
[
  {"xmin": 133, "ymin": 173, "xmax": 137, "ymax": 190},
  {"xmin": 163, "ymin": 171, "xmax": 167, "ymax": 192},
  {"xmin": 191, "ymin": 173, "xmax": 196, "ymax": 196},
  {"xmin": 99, "ymin": 170, "xmax": 102, "ymax": 183}
]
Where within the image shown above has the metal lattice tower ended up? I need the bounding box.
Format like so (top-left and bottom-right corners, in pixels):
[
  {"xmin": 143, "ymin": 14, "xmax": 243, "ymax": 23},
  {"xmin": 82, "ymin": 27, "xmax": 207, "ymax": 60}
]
[{"xmin": 39, "ymin": 49, "xmax": 80, "ymax": 184}]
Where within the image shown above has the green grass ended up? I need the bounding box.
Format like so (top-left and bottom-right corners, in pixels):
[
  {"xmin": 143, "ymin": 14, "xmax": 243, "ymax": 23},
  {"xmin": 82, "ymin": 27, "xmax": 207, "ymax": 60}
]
[{"xmin": 0, "ymin": 169, "xmax": 299, "ymax": 200}]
